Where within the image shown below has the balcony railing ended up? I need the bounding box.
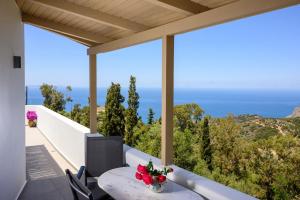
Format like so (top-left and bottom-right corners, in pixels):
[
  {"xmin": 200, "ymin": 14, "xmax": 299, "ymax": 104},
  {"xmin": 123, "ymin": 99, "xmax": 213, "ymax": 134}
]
[{"xmin": 25, "ymin": 105, "xmax": 257, "ymax": 200}]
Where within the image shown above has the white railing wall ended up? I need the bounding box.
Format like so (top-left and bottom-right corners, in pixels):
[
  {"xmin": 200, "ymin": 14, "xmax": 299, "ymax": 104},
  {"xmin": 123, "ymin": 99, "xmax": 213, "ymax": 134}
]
[
  {"xmin": 25, "ymin": 105, "xmax": 257, "ymax": 200},
  {"xmin": 25, "ymin": 105, "xmax": 89, "ymax": 170}
]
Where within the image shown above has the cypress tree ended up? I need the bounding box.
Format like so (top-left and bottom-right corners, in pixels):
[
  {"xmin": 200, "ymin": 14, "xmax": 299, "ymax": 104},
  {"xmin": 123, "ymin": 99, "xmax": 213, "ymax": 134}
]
[
  {"xmin": 202, "ymin": 117, "xmax": 213, "ymax": 171},
  {"xmin": 103, "ymin": 83, "xmax": 125, "ymax": 136},
  {"xmin": 147, "ymin": 108, "xmax": 155, "ymax": 125},
  {"xmin": 125, "ymin": 76, "xmax": 139, "ymax": 145}
]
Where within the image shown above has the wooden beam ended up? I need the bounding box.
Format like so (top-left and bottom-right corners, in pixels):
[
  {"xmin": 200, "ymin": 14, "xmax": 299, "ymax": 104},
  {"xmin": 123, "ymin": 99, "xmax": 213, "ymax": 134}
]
[
  {"xmin": 22, "ymin": 14, "xmax": 112, "ymax": 44},
  {"xmin": 48, "ymin": 29, "xmax": 96, "ymax": 47},
  {"xmin": 89, "ymin": 54, "xmax": 97, "ymax": 133},
  {"xmin": 161, "ymin": 35, "xmax": 174, "ymax": 166},
  {"xmin": 88, "ymin": 0, "xmax": 300, "ymax": 54},
  {"xmin": 29, "ymin": 0, "xmax": 149, "ymax": 32},
  {"xmin": 144, "ymin": 0, "xmax": 209, "ymax": 14}
]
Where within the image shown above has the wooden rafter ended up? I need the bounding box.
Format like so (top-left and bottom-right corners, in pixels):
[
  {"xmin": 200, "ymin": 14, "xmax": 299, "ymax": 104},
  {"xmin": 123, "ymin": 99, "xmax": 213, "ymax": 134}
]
[
  {"xmin": 88, "ymin": 0, "xmax": 300, "ymax": 54},
  {"xmin": 144, "ymin": 0, "xmax": 209, "ymax": 14},
  {"xmin": 28, "ymin": 0, "xmax": 149, "ymax": 32},
  {"xmin": 22, "ymin": 14, "xmax": 112, "ymax": 44},
  {"xmin": 50, "ymin": 29, "xmax": 96, "ymax": 47}
]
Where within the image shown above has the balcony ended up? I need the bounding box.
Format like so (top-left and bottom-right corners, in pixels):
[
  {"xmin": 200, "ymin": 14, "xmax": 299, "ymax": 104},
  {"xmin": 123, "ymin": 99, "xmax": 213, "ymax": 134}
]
[
  {"xmin": 19, "ymin": 126, "xmax": 75, "ymax": 199},
  {"xmin": 20, "ymin": 105, "xmax": 256, "ymax": 200}
]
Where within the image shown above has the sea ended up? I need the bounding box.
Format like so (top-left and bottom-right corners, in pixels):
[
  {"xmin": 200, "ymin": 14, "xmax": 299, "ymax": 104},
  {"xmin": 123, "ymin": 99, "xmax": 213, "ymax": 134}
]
[{"xmin": 26, "ymin": 86, "xmax": 300, "ymax": 121}]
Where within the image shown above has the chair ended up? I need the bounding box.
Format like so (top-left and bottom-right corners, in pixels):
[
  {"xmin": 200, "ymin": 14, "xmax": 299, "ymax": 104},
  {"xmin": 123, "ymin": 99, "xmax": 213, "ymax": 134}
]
[
  {"xmin": 65, "ymin": 168, "xmax": 112, "ymax": 200},
  {"xmin": 84, "ymin": 136, "xmax": 123, "ymax": 186}
]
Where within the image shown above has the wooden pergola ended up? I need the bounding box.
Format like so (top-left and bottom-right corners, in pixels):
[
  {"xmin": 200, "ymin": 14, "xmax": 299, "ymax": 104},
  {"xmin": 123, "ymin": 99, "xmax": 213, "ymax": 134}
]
[{"xmin": 16, "ymin": 0, "xmax": 300, "ymax": 165}]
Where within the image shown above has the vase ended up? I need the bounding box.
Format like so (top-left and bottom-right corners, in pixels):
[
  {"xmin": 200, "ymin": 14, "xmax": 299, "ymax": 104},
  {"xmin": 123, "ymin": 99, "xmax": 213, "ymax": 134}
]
[
  {"xmin": 148, "ymin": 176, "xmax": 165, "ymax": 193},
  {"xmin": 148, "ymin": 182, "xmax": 164, "ymax": 193},
  {"xmin": 28, "ymin": 120, "xmax": 37, "ymax": 127}
]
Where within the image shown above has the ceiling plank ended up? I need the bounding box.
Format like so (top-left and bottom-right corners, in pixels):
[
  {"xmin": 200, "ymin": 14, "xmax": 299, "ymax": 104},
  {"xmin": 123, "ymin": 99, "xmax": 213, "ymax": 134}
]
[
  {"xmin": 22, "ymin": 14, "xmax": 112, "ymax": 44},
  {"xmin": 29, "ymin": 0, "xmax": 149, "ymax": 32},
  {"xmin": 88, "ymin": 0, "xmax": 300, "ymax": 54},
  {"xmin": 144, "ymin": 0, "xmax": 209, "ymax": 14}
]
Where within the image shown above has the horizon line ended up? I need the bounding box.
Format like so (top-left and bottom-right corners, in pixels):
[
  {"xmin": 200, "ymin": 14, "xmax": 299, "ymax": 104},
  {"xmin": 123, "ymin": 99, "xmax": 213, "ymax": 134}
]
[{"xmin": 25, "ymin": 85, "xmax": 300, "ymax": 91}]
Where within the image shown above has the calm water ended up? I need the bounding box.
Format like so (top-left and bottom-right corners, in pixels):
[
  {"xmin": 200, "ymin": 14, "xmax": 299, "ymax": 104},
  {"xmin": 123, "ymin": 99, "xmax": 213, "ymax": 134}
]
[{"xmin": 27, "ymin": 86, "xmax": 300, "ymax": 121}]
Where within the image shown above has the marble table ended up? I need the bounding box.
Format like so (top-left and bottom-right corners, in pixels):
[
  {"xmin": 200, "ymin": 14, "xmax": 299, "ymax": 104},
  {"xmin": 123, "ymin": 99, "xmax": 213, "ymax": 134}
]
[{"xmin": 98, "ymin": 167, "xmax": 204, "ymax": 200}]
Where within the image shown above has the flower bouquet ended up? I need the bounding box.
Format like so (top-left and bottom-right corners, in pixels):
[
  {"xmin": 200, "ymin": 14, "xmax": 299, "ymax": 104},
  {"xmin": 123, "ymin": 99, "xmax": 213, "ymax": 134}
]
[
  {"xmin": 135, "ymin": 161, "xmax": 173, "ymax": 193},
  {"xmin": 27, "ymin": 111, "xmax": 37, "ymax": 127}
]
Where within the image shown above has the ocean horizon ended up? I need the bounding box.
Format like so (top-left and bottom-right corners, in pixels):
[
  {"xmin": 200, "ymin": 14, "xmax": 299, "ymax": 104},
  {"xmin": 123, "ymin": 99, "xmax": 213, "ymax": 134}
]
[{"xmin": 26, "ymin": 86, "xmax": 300, "ymax": 122}]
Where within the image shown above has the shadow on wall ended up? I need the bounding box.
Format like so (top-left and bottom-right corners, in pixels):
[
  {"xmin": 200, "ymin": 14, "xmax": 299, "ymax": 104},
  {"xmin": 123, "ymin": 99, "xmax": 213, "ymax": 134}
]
[{"xmin": 18, "ymin": 145, "xmax": 73, "ymax": 200}]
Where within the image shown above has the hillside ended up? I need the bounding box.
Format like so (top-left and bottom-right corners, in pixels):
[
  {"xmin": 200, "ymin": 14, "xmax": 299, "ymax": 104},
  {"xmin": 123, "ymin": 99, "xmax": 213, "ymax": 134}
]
[{"xmin": 235, "ymin": 114, "xmax": 300, "ymax": 140}]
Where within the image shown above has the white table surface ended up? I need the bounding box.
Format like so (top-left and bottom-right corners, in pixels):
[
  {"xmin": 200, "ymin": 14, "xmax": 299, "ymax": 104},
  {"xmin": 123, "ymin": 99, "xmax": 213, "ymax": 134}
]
[{"xmin": 98, "ymin": 167, "xmax": 204, "ymax": 200}]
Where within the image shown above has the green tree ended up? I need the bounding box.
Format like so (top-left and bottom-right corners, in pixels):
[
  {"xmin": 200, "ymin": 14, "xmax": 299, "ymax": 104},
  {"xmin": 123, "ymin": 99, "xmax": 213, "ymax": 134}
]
[
  {"xmin": 40, "ymin": 83, "xmax": 66, "ymax": 112},
  {"xmin": 103, "ymin": 83, "xmax": 125, "ymax": 136},
  {"xmin": 132, "ymin": 120, "xmax": 149, "ymax": 146},
  {"xmin": 66, "ymin": 85, "xmax": 73, "ymax": 106},
  {"xmin": 210, "ymin": 116, "xmax": 241, "ymax": 175},
  {"xmin": 40, "ymin": 84, "xmax": 54, "ymax": 107},
  {"xmin": 125, "ymin": 76, "xmax": 139, "ymax": 145},
  {"xmin": 70, "ymin": 103, "xmax": 90, "ymax": 127},
  {"xmin": 135, "ymin": 123, "xmax": 161, "ymax": 157},
  {"xmin": 147, "ymin": 108, "xmax": 155, "ymax": 125},
  {"xmin": 202, "ymin": 117, "xmax": 213, "ymax": 171},
  {"xmin": 70, "ymin": 104, "xmax": 82, "ymax": 123},
  {"xmin": 79, "ymin": 106, "xmax": 90, "ymax": 127},
  {"xmin": 174, "ymin": 103, "xmax": 204, "ymax": 131},
  {"xmin": 250, "ymin": 135, "xmax": 300, "ymax": 200},
  {"xmin": 97, "ymin": 109, "xmax": 106, "ymax": 134},
  {"xmin": 173, "ymin": 129, "xmax": 196, "ymax": 171}
]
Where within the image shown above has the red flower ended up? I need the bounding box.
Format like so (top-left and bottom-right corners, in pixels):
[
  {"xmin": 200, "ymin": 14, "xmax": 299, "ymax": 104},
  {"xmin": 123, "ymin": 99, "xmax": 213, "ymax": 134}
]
[
  {"xmin": 137, "ymin": 164, "xmax": 148, "ymax": 174},
  {"xmin": 142, "ymin": 174, "xmax": 153, "ymax": 185},
  {"xmin": 158, "ymin": 175, "xmax": 166, "ymax": 183},
  {"xmin": 135, "ymin": 172, "xmax": 143, "ymax": 180}
]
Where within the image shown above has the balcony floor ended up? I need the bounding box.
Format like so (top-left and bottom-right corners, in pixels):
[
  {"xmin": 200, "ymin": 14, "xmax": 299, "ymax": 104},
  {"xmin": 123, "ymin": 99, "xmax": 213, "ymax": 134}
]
[{"xmin": 18, "ymin": 126, "xmax": 77, "ymax": 200}]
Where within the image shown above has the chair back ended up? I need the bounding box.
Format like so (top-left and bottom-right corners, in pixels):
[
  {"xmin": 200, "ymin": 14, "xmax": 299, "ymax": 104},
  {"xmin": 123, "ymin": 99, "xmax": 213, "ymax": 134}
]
[
  {"xmin": 85, "ymin": 136, "xmax": 123, "ymax": 178},
  {"xmin": 65, "ymin": 169, "xmax": 93, "ymax": 200}
]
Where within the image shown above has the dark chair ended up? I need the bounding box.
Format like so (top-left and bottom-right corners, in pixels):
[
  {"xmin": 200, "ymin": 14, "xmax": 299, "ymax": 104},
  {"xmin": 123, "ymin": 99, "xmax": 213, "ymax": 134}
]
[
  {"xmin": 84, "ymin": 136, "xmax": 123, "ymax": 186},
  {"xmin": 65, "ymin": 168, "xmax": 112, "ymax": 200}
]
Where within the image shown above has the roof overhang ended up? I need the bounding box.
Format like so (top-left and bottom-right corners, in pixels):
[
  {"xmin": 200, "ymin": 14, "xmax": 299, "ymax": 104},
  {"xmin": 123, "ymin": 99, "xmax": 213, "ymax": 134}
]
[{"xmin": 16, "ymin": 0, "xmax": 300, "ymax": 53}]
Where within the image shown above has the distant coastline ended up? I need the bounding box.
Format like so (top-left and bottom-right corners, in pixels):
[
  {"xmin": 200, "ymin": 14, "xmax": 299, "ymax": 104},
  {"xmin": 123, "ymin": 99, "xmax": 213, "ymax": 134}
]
[{"xmin": 287, "ymin": 105, "xmax": 300, "ymax": 118}]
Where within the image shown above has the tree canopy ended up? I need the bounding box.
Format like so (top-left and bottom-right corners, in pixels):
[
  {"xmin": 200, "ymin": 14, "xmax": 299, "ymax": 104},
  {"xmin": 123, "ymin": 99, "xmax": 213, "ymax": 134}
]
[
  {"xmin": 103, "ymin": 83, "xmax": 125, "ymax": 136},
  {"xmin": 174, "ymin": 103, "xmax": 204, "ymax": 131},
  {"xmin": 125, "ymin": 76, "xmax": 139, "ymax": 145},
  {"xmin": 40, "ymin": 83, "xmax": 67, "ymax": 112}
]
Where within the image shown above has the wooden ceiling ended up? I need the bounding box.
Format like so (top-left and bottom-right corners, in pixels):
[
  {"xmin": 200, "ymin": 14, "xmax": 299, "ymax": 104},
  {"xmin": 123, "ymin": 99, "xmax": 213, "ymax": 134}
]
[
  {"xmin": 16, "ymin": 0, "xmax": 300, "ymax": 52},
  {"xmin": 16, "ymin": 0, "xmax": 237, "ymax": 46}
]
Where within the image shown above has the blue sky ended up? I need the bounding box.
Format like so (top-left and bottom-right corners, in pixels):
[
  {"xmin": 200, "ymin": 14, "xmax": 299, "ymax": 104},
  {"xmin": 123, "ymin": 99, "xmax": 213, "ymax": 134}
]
[{"xmin": 25, "ymin": 5, "xmax": 300, "ymax": 90}]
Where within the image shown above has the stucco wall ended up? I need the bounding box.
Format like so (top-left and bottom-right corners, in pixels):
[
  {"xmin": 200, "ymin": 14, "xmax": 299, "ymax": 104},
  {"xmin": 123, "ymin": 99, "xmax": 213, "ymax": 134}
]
[{"xmin": 0, "ymin": 1, "xmax": 26, "ymax": 199}]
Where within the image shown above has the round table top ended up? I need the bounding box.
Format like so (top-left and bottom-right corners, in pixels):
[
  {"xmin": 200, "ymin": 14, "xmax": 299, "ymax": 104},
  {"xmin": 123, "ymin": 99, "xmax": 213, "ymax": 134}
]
[{"xmin": 98, "ymin": 167, "xmax": 204, "ymax": 200}]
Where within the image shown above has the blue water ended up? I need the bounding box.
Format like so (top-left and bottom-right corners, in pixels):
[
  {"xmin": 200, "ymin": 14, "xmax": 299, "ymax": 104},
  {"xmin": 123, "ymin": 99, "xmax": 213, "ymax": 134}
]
[{"xmin": 26, "ymin": 86, "xmax": 300, "ymax": 121}]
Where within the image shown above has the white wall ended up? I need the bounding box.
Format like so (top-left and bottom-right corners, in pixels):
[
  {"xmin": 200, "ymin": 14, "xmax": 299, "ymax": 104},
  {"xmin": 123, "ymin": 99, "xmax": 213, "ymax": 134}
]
[
  {"xmin": 0, "ymin": 1, "xmax": 26, "ymax": 199},
  {"xmin": 25, "ymin": 105, "xmax": 89, "ymax": 170}
]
